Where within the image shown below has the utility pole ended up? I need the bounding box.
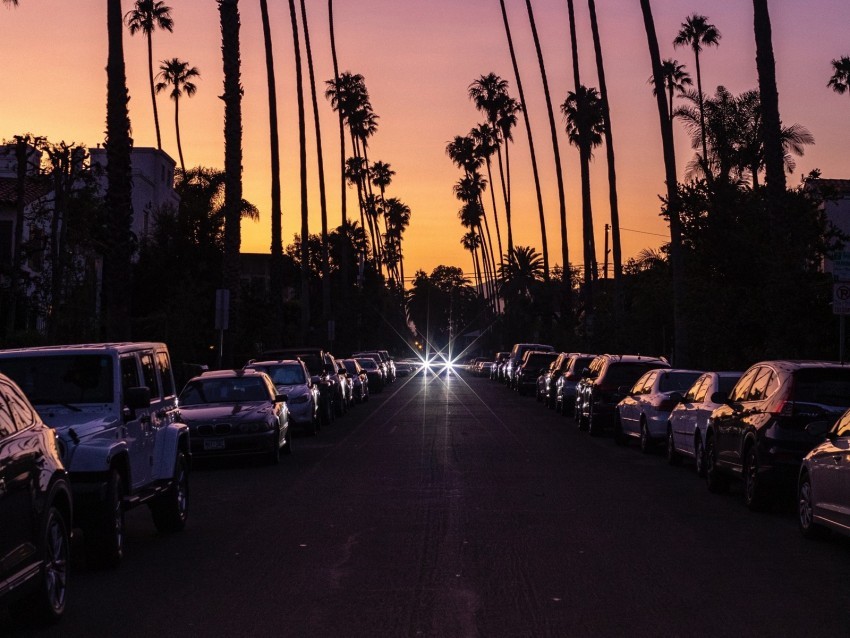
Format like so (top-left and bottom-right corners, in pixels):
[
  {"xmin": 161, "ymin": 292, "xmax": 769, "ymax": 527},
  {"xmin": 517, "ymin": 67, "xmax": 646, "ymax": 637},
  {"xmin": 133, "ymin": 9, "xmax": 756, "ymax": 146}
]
[{"xmin": 603, "ymin": 224, "xmax": 610, "ymax": 280}]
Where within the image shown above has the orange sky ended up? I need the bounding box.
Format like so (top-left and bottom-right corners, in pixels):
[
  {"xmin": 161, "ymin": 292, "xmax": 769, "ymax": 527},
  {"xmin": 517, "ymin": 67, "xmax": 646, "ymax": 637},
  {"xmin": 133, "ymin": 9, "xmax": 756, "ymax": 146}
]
[{"xmin": 2, "ymin": 0, "xmax": 849, "ymax": 280}]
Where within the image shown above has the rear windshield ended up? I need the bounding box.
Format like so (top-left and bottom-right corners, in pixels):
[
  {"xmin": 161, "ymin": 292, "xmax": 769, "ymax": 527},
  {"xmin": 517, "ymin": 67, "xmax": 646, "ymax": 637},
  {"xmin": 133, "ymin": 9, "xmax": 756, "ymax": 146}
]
[
  {"xmin": 793, "ymin": 369, "xmax": 850, "ymax": 407},
  {"xmin": 251, "ymin": 364, "xmax": 305, "ymax": 386},
  {"xmin": 180, "ymin": 377, "xmax": 271, "ymax": 405},
  {"xmin": 525, "ymin": 353, "xmax": 558, "ymax": 368},
  {"xmin": 604, "ymin": 363, "xmax": 665, "ymax": 386},
  {"xmin": 0, "ymin": 354, "xmax": 114, "ymax": 405},
  {"xmin": 358, "ymin": 358, "xmax": 377, "ymax": 370},
  {"xmin": 659, "ymin": 371, "xmax": 702, "ymax": 393},
  {"xmin": 718, "ymin": 375, "xmax": 741, "ymax": 394}
]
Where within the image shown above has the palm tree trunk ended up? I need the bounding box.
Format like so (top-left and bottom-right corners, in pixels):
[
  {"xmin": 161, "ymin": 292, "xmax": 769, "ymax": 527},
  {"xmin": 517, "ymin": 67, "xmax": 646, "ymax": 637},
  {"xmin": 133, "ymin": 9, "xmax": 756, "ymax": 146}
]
[
  {"xmin": 328, "ymin": 0, "xmax": 350, "ymax": 293},
  {"xmin": 105, "ymin": 0, "xmax": 134, "ymax": 341},
  {"xmin": 498, "ymin": 0, "xmax": 549, "ymax": 280},
  {"xmin": 259, "ymin": 0, "xmax": 284, "ymax": 342},
  {"xmin": 501, "ymin": 143, "xmax": 514, "ymax": 256},
  {"xmin": 484, "ymin": 157, "xmax": 505, "ymax": 275},
  {"xmin": 299, "ymin": 0, "xmax": 331, "ymax": 328},
  {"xmin": 287, "ymin": 0, "xmax": 310, "ymax": 342},
  {"xmin": 146, "ymin": 32, "xmax": 162, "ymax": 150},
  {"xmin": 753, "ymin": 0, "xmax": 786, "ymax": 200},
  {"xmin": 588, "ymin": 0, "xmax": 622, "ymax": 282},
  {"xmin": 693, "ymin": 50, "xmax": 710, "ymax": 177},
  {"xmin": 174, "ymin": 96, "xmax": 185, "ymax": 174},
  {"xmin": 526, "ymin": 0, "xmax": 569, "ymax": 302},
  {"xmin": 640, "ymin": 0, "xmax": 688, "ymax": 366}
]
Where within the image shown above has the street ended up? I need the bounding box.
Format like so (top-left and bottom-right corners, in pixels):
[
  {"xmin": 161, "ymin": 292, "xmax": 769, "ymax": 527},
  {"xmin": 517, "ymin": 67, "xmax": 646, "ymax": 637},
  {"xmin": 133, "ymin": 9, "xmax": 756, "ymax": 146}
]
[{"xmin": 5, "ymin": 368, "xmax": 850, "ymax": 637}]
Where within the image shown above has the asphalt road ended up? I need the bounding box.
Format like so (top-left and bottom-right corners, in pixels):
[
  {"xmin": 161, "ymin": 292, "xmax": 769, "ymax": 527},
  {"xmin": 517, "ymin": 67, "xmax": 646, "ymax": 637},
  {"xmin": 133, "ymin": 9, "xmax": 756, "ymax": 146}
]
[{"xmin": 5, "ymin": 369, "xmax": 850, "ymax": 637}]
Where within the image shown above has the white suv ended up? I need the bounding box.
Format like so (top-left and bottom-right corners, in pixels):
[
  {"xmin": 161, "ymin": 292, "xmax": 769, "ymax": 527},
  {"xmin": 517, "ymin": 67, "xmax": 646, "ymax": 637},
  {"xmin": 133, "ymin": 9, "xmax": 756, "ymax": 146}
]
[{"xmin": 0, "ymin": 342, "xmax": 190, "ymax": 567}]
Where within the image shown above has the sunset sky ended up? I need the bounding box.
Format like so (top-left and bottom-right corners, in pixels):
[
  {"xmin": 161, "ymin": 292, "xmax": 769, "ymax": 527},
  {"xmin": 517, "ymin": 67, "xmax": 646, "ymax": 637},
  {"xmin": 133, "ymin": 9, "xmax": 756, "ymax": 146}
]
[{"xmin": 2, "ymin": 0, "xmax": 849, "ymax": 280}]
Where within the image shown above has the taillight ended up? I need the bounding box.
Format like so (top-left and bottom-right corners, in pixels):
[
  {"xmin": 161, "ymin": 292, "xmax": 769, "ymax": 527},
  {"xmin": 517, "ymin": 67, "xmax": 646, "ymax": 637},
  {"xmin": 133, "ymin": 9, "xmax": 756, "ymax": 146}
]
[{"xmin": 776, "ymin": 400, "xmax": 794, "ymax": 417}]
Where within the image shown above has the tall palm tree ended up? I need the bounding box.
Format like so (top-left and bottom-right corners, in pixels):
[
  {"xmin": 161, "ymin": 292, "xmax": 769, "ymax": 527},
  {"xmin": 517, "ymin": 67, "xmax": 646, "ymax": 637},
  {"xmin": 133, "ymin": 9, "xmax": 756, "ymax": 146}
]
[
  {"xmin": 524, "ymin": 0, "xmax": 568, "ymax": 297},
  {"xmin": 499, "ymin": 245, "xmax": 544, "ymax": 304},
  {"xmin": 587, "ymin": 0, "xmax": 622, "ymax": 282},
  {"xmin": 154, "ymin": 58, "xmax": 199, "ymax": 175},
  {"xmin": 218, "ymin": 0, "xmax": 243, "ymax": 362},
  {"xmin": 562, "ymin": 86, "xmax": 603, "ymax": 304},
  {"xmin": 651, "ymin": 59, "xmax": 692, "ymax": 123},
  {"xmin": 287, "ymin": 0, "xmax": 310, "ymax": 341},
  {"xmin": 105, "ymin": 0, "xmax": 134, "ymax": 340},
  {"xmin": 259, "ymin": 0, "xmax": 283, "ymax": 337},
  {"xmin": 470, "ymin": 123, "xmax": 505, "ymax": 274},
  {"xmin": 497, "ymin": 96, "xmax": 521, "ymax": 255},
  {"xmin": 384, "ymin": 197, "xmax": 411, "ymax": 288},
  {"xmin": 828, "ymin": 56, "xmax": 850, "ymax": 103},
  {"xmin": 674, "ymin": 14, "xmax": 721, "ymax": 178},
  {"xmin": 125, "ymin": 1, "xmax": 173, "ymax": 151},
  {"xmin": 640, "ymin": 0, "xmax": 688, "ymax": 366},
  {"xmin": 498, "ymin": 0, "xmax": 549, "ymax": 280},
  {"xmin": 299, "ymin": 0, "xmax": 331, "ymax": 328},
  {"xmin": 461, "ymin": 231, "xmax": 483, "ymax": 298}
]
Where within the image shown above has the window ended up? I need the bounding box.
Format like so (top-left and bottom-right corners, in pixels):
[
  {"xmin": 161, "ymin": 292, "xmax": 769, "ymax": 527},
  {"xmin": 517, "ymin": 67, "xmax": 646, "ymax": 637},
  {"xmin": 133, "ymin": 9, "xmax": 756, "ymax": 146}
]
[
  {"xmin": 157, "ymin": 351, "xmax": 175, "ymax": 397},
  {"xmin": 0, "ymin": 394, "xmax": 15, "ymax": 437},
  {"xmin": 685, "ymin": 375, "xmax": 708, "ymax": 403},
  {"xmin": 1, "ymin": 380, "xmax": 36, "ymax": 429},
  {"xmin": 638, "ymin": 371, "xmax": 658, "ymax": 394},
  {"xmin": 121, "ymin": 356, "xmax": 141, "ymax": 396},
  {"xmin": 729, "ymin": 367, "xmax": 760, "ymax": 402},
  {"xmin": 836, "ymin": 411, "xmax": 850, "ymax": 438},
  {"xmin": 0, "ymin": 354, "xmax": 114, "ymax": 405},
  {"xmin": 747, "ymin": 367, "xmax": 775, "ymax": 402},
  {"xmin": 140, "ymin": 353, "xmax": 160, "ymax": 399}
]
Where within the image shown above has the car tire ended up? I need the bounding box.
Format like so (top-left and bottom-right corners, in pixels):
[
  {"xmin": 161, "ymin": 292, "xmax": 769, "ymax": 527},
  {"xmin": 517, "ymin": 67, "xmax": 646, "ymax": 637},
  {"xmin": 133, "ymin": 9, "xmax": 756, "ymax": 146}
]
[
  {"xmin": 639, "ymin": 420, "xmax": 652, "ymax": 454},
  {"xmin": 666, "ymin": 426, "xmax": 681, "ymax": 465},
  {"xmin": 798, "ymin": 471, "xmax": 826, "ymax": 539},
  {"xmin": 613, "ymin": 415, "xmax": 626, "ymax": 446},
  {"xmin": 743, "ymin": 444, "xmax": 769, "ymax": 511},
  {"xmin": 587, "ymin": 403, "xmax": 601, "ymax": 437},
  {"xmin": 85, "ymin": 468, "xmax": 125, "ymax": 568},
  {"xmin": 151, "ymin": 452, "xmax": 189, "ymax": 533},
  {"xmin": 283, "ymin": 426, "xmax": 293, "ymax": 455},
  {"xmin": 266, "ymin": 428, "xmax": 281, "ymax": 465},
  {"xmin": 12, "ymin": 504, "xmax": 70, "ymax": 623},
  {"xmin": 694, "ymin": 435, "xmax": 707, "ymax": 477},
  {"xmin": 705, "ymin": 434, "xmax": 728, "ymax": 493}
]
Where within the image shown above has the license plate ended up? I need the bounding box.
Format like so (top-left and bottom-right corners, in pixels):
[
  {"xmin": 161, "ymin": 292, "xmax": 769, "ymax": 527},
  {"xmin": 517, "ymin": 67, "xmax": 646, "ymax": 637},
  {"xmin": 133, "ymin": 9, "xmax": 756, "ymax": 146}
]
[{"xmin": 204, "ymin": 439, "xmax": 226, "ymax": 451}]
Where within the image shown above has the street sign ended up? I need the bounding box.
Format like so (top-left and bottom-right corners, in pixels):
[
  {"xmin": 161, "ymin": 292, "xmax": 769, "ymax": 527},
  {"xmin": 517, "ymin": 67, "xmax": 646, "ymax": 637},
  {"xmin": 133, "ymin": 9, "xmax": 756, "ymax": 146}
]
[
  {"xmin": 828, "ymin": 250, "xmax": 850, "ymax": 282},
  {"xmin": 834, "ymin": 283, "xmax": 850, "ymax": 315}
]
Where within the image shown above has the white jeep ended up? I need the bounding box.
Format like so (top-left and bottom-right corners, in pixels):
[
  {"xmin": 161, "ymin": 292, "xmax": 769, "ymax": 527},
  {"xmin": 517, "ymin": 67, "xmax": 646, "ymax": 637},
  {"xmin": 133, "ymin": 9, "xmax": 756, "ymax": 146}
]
[{"xmin": 0, "ymin": 342, "xmax": 190, "ymax": 567}]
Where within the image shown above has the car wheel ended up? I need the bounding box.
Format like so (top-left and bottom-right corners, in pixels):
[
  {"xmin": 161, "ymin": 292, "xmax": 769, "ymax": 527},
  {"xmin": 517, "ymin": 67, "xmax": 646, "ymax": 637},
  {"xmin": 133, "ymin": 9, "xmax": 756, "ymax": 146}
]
[
  {"xmin": 85, "ymin": 468, "xmax": 125, "ymax": 568},
  {"xmin": 266, "ymin": 427, "xmax": 281, "ymax": 465},
  {"xmin": 798, "ymin": 471, "xmax": 826, "ymax": 538},
  {"xmin": 613, "ymin": 414, "xmax": 626, "ymax": 446},
  {"xmin": 705, "ymin": 435, "xmax": 728, "ymax": 493},
  {"xmin": 743, "ymin": 444, "xmax": 769, "ymax": 511},
  {"xmin": 666, "ymin": 426, "xmax": 681, "ymax": 465},
  {"xmin": 694, "ymin": 435, "xmax": 707, "ymax": 477},
  {"xmin": 588, "ymin": 403, "xmax": 601, "ymax": 437},
  {"xmin": 639, "ymin": 420, "xmax": 652, "ymax": 454},
  {"xmin": 151, "ymin": 452, "xmax": 189, "ymax": 533},
  {"xmin": 283, "ymin": 426, "xmax": 293, "ymax": 455},
  {"xmin": 13, "ymin": 504, "xmax": 70, "ymax": 623},
  {"xmin": 321, "ymin": 398, "xmax": 333, "ymax": 425}
]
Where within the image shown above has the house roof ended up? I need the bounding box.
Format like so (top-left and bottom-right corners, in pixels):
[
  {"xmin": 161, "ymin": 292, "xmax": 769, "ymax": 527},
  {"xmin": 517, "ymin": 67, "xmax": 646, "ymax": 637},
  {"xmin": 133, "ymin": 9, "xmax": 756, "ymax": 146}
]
[{"xmin": 0, "ymin": 177, "xmax": 51, "ymax": 206}]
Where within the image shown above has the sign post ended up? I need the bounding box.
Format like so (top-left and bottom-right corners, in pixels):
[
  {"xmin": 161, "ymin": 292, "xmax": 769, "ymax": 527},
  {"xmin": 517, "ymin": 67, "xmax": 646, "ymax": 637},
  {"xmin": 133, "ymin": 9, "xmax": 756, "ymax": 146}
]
[
  {"xmin": 215, "ymin": 289, "xmax": 230, "ymax": 369},
  {"xmin": 829, "ymin": 251, "xmax": 850, "ymax": 364}
]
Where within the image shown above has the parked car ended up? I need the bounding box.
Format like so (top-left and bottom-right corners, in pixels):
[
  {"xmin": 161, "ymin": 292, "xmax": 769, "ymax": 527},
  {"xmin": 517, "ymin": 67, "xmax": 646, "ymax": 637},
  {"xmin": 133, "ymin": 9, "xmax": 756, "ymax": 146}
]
[
  {"xmin": 245, "ymin": 359, "xmax": 320, "ymax": 434},
  {"xmin": 615, "ymin": 368, "xmax": 703, "ymax": 452},
  {"xmin": 575, "ymin": 354, "xmax": 670, "ymax": 436},
  {"xmin": 394, "ymin": 360, "xmax": 415, "ymax": 377},
  {"xmin": 357, "ymin": 357, "xmax": 385, "ymax": 393},
  {"xmin": 504, "ymin": 343, "xmax": 555, "ymax": 388},
  {"xmin": 798, "ymin": 409, "xmax": 850, "ymax": 538},
  {"xmin": 666, "ymin": 371, "xmax": 742, "ymax": 473},
  {"xmin": 515, "ymin": 351, "xmax": 559, "ymax": 395},
  {"xmin": 536, "ymin": 352, "xmax": 571, "ymax": 407},
  {"xmin": 179, "ymin": 369, "xmax": 291, "ymax": 464},
  {"xmin": 0, "ymin": 342, "xmax": 189, "ymax": 568},
  {"xmin": 342, "ymin": 359, "xmax": 370, "ymax": 403},
  {"xmin": 0, "ymin": 372, "xmax": 72, "ymax": 623},
  {"xmin": 492, "ymin": 352, "xmax": 510, "ymax": 380},
  {"xmin": 335, "ymin": 359, "xmax": 355, "ymax": 409},
  {"xmin": 353, "ymin": 352, "xmax": 388, "ymax": 384},
  {"xmin": 705, "ymin": 360, "xmax": 850, "ymax": 510},
  {"xmin": 257, "ymin": 348, "xmax": 337, "ymax": 424},
  {"xmin": 554, "ymin": 354, "xmax": 597, "ymax": 416},
  {"xmin": 377, "ymin": 350, "xmax": 396, "ymax": 382}
]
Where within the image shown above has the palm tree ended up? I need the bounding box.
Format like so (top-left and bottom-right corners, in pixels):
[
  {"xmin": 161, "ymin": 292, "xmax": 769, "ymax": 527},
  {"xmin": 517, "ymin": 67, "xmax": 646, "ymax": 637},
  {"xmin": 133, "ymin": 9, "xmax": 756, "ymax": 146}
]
[
  {"xmin": 497, "ymin": 96, "xmax": 521, "ymax": 255},
  {"xmin": 524, "ymin": 0, "xmax": 568, "ymax": 297},
  {"xmin": 287, "ymin": 0, "xmax": 310, "ymax": 341},
  {"xmin": 299, "ymin": 0, "xmax": 331, "ymax": 329},
  {"xmin": 258, "ymin": 0, "xmax": 284, "ymax": 338},
  {"xmin": 640, "ymin": 0, "xmax": 688, "ymax": 366},
  {"xmin": 651, "ymin": 59, "xmax": 692, "ymax": 123},
  {"xmin": 562, "ymin": 86, "xmax": 603, "ymax": 304},
  {"xmin": 155, "ymin": 58, "xmax": 199, "ymax": 175},
  {"xmin": 218, "ymin": 0, "xmax": 243, "ymax": 362},
  {"xmin": 461, "ymin": 231, "xmax": 483, "ymax": 298},
  {"xmin": 499, "ymin": 245, "xmax": 544, "ymax": 304},
  {"xmin": 384, "ymin": 197, "xmax": 411, "ymax": 288},
  {"xmin": 125, "ymin": 1, "xmax": 173, "ymax": 151},
  {"xmin": 498, "ymin": 0, "xmax": 549, "ymax": 280},
  {"xmin": 470, "ymin": 123, "xmax": 505, "ymax": 274},
  {"xmin": 587, "ymin": 0, "xmax": 623, "ymax": 282},
  {"xmin": 674, "ymin": 14, "xmax": 721, "ymax": 178},
  {"xmin": 105, "ymin": 0, "xmax": 134, "ymax": 340},
  {"xmin": 828, "ymin": 56, "xmax": 850, "ymax": 103}
]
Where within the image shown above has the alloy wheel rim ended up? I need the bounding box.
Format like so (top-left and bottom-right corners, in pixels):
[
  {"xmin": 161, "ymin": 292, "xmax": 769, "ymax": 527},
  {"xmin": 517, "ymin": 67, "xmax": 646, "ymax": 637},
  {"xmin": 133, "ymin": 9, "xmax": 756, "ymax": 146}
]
[
  {"xmin": 746, "ymin": 451, "xmax": 757, "ymax": 502},
  {"xmin": 45, "ymin": 513, "xmax": 68, "ymax": 611},
  {"xmin": 176, "ymin": 465, "xmax": 188, "ymax": 518},
  {"xmin": 799, "ymin": 480, "xmax": 813, "ymax": 529}
]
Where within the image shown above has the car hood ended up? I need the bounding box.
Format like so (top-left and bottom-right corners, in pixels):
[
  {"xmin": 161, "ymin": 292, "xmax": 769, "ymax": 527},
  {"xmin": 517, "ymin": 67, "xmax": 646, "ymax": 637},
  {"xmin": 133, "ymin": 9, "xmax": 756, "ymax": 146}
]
[
  {"xmin": 180, "ymin": 402, "xmax": 274, "ymax": 423},
  {"xmin": 33, "ymin": 405, "xmax": 119, "ymax": 438},
  {"xmin": 276, "ymin": 384, "xmax": 310, "ymax": 398}
]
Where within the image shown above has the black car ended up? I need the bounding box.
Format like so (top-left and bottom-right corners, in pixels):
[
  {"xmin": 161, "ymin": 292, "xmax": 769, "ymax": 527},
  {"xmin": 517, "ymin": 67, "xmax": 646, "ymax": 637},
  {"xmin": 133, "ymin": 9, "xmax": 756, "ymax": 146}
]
[
  {"xmin": 0, "ymin": 372, "xmax": 72, "ymax": 623},
  {"xmin": 705, "ymin": 360, "xmax": 850, "ymax": 510},
  {"xmin": 356, "ymin": 357, "xmax": 385, "ymax": 393},
  {"xmin": 257, "ymin": 348, "xmax": 338, "ymax": 424},
  {"xmin": 178, "ymin": 369, "xmax": 292, "ymax": 464},
  {"xmin": 342, "ymin": 359, "xmax": 370, "ymax": 403},
  {"xmin": 515, "ymin": 351, "xmax": 559, "ymax": 395}
]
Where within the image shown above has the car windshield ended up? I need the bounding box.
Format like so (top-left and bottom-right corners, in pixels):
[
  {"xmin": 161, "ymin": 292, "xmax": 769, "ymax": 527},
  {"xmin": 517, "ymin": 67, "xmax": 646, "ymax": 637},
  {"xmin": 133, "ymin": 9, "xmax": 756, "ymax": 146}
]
[
  {"xmin": 358, "ymin": 358, "xmax": 377, "ymax": 370},
  {"xmin": 0, "ymin": 354, "xmax": 114, "ymax": 405},
  {"xmin": 793, "ymin": 369, "xmax": 850, "ymax": 408},
  {"xmin": 525, "ymin": 353, "xmax": 557, "ymax": 368},
  {"xmin": 343, "ymin": 361, "xmax": 358, "ymax": 374},
  {"xmin": 605, "ymin": 363, "xmax": 664, "ymax": 386},
  {"xmin": 180, "ymin": 377, "xmax": 270, "ymax": 406},
  {"xmin": 659, "ymin": 371, "xmax": 702, "ymax": 393},
  {"xmin": 260, "ymin": 365, "xmax": 306, "ymax": 386}
]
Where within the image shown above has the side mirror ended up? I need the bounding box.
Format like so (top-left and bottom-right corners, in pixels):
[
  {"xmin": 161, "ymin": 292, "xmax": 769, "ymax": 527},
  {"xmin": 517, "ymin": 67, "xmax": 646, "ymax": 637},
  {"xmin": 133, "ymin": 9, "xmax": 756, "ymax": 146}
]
[
  {"xmin": 617, "ymin": 385, "xmax": 632, "ymax": 395},
  {"xmin": 311, "ymin": 375, "xmax": 322, "ymax": 385},
  {"xmin": 710, "ymin": 391, "xmax": 729, "ymax": 405},
  {"xmin": 275, "ymin": 393, "xmax": 288, "ymax": 403},
  {"xmin": 581, "ymin": 367, "xmax": 590, "ymax": 378},
  {"xmin": 126, "ymin": 386, "xmax": 151, "ymax": 410},
  {"xmin": 805, "ymin": 420, "xmax": 833, "ymax": 439},
  {"xmin": 669, "ymin": 391, "xmax": 684, "ymax": 405}
]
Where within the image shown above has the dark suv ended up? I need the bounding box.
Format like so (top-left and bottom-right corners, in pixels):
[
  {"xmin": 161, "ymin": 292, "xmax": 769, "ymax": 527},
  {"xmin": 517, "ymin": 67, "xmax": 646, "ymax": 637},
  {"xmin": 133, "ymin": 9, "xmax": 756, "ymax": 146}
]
[
  {"xmin": 257, "ymin": 348, "xmax": 340, "ymax": 424},
  {"xmin": 516, "ymin": 351, "xmax": 559, "ymax": 395},
  {"xmin": 575, "ymin": 354, "xmax": 670, "ymax": 436},
  {"xmin": 705, "ymin": 360, "xmax": 850, "ymax": 510},
  {"xmin": 0, "ymin": 372, "xmax": 72, "ymax": 623}
]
